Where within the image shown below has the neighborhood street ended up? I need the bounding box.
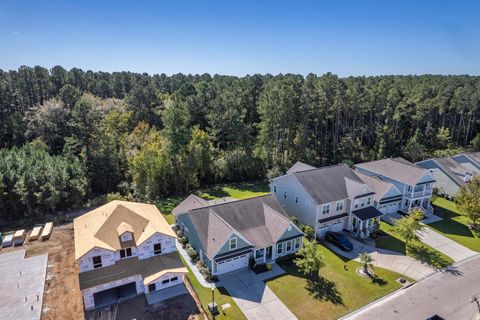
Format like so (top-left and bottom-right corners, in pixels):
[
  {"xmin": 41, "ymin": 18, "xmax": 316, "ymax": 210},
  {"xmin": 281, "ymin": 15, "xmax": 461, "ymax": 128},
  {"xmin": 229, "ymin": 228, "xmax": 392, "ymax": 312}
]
[{"xmin": 344, "ymin": 255, "xmax": 480, "ymax": 320}]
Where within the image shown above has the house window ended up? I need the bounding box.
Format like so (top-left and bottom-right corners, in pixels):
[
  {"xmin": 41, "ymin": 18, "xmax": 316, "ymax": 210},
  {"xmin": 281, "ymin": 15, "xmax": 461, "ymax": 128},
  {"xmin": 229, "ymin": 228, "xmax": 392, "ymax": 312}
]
[
  {"xmin": 277, "ymin": 243, "xmax": 283, "ymax": 255},
  {"xmin": 154, "ymin": 243, "xmax": 162, "ymax": 255},
  {"xmin": 170, "ymin": 276, "xmax": 178, "ymax": 282},
  {"xmin": 283, "ymin": 190, "xmax": 288, "ymax": 199},
  {"xmin": 120, "ymin": 248, "xmax": 132, "ymax": 259},
  {"xmin": 286, "ymin": 240, "xmax": 292, "ymax": 252},
  {"xmin": 229, "ymin": 237, "xmax": 237, "ymax": 250},
  {"xmin": 354, "ymin": 199, "xmax": 359, "ymax": 209},
  {"xmin": 162, "ymin": 278, "xmax": 170, "ymax": 284},
  {"xmin": 360, "ymin": 198, "xmax": 365, "ymax": 207},
  {"xmin": 255, "ymin": 249, "xmax": 264, "ymax": 259},
  {"xmin": 322, "ymin": 204, "xmax": 330, "ymax": 215},
  {"xmin": 148, "ymin": 283, "xmax": 156, "ymax": 292},
  {"xmin": 92, "ymin": 256, "xmax": 102, "ymax": 268},
  {"xmin": 336, "ymin": 201, "xmax": 343, "ymax": 211},
  {"xmin": 295, "ymin": 196, "xmax": 299, "ymax": 203},
  {"xmin": 294, "ymin": 238, "xmax": 301, "ymax": 249},
  {"xmin": 407, "ymin": 185, "xmax": 412, "ymax": 192},
  {"xmin": 273, "ymin": 185, "xmax": 277, "ymax": 193},
  {"xmin": 404, "ymin": 199, "xmax": 410, "ymax": 207},
  {"xmin": 367, "ymin": 196, "xmax": 372, "ymax": 205}
]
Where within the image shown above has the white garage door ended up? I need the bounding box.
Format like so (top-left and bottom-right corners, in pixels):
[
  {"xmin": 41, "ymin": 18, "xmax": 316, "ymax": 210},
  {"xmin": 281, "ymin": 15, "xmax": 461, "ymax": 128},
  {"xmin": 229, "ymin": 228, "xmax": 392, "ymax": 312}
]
[
  {"xmin": 386, "ymin": 202, "xmax": 399, "ymax": 214},
  {"xmin": 216, "ymin": 254, "xmax": 249, "ymax": 274},
  {"xmin": 317, "ymin": 219, "xmax": 344, "ymax": 238}
]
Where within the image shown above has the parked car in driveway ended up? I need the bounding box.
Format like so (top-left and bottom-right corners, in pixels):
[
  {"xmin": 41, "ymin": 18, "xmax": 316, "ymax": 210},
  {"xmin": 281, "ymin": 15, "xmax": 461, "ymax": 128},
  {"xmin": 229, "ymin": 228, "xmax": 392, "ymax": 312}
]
[{"xmin": 324, "ymin": 231, "xmax": 353, "ymax": 251}]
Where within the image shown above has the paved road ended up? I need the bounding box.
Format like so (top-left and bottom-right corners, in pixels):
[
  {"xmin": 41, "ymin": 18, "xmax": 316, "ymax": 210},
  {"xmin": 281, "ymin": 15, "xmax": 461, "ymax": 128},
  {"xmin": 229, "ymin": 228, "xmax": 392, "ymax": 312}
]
[
  {"xmin": 219, "ymin": 268, "xmax": 297, "ymax": 320},
  {"xmin": 323, "ymin": 236, "xmax": 434, "ymax": 280},
  {"xmin": 418, "ymin": 227, "xmax": 477, "ymax": 262},
  {"xmin": 343, "ymin": 255, "xmax": 480, "ymax": 320}
]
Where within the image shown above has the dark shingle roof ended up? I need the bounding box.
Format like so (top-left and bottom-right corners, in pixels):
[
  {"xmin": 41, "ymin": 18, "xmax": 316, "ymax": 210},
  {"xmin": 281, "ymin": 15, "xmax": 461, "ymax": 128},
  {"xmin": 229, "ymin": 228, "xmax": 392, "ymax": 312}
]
[
  {"xmin": 432, "ymin": 157, "xmax": 471, "ymax": 186},
  {"xmin": 186, "ymin": 195, "xmax": 299, "ymax": 259},
  {"xmin": 287, "ymin": 161, "xmax": 316, "ymax": 173},
  {"xmin": 352, "ymin": 207, "xmax": 383, "ymax": 221},
  {"xmin": 356, "ymin": 172, "xmax": 402, "ymax": 202},
  {"xmin": 292, "ymin": 164, "xmax": 372, "ymax": 204}
]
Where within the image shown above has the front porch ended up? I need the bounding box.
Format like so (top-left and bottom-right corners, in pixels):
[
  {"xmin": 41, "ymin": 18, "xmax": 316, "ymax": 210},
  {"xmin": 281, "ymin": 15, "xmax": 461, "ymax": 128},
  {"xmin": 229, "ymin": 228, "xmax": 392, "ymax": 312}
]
[
  {"xmin": 401, "ymin": 197, "xmax": 433, "ymax": 216},
  {"xmin": 351, "ymin": 207, "xmax": 383, "ymax": 239}
]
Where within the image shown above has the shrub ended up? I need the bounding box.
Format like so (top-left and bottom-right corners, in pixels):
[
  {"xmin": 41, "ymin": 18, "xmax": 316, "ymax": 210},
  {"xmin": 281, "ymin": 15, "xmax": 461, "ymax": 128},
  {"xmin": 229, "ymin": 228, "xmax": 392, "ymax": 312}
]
[
  {"xmin": 289, "ymin": 215, "xmax": 299, "ymax": 226},
  {"xmin": 178, "ymin": 236, "xmax": 188, "ymax": 247},
  {"xmin": 301, "ymin": 224, "xmax": 315, "ymax": 239},
  {"xmin": 185, "ymin": 244, "xmax": 198, "ymax": 262},
  {"xmin": 196, "ymin": 260, "xmax": 212, "ymax": 281},
  {"xmin": 275, "ymin": 253, "xmax": 296, "ymax": 266}
]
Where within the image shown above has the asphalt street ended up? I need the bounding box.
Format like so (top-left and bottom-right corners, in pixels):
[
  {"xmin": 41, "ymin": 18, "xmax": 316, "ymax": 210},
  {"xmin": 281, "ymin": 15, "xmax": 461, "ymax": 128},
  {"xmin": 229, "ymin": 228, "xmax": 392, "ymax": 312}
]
[{"xmin": 344, "ymin": 255, "xmax": 480, "ymax": 320}]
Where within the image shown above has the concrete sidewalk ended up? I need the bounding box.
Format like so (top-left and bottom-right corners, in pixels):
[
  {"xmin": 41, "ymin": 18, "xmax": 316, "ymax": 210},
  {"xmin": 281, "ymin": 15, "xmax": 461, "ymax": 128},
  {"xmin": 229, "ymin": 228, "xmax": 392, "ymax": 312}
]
[
  {"xmin": 323, "ymin": 237, "xmax": 435, "ymax": 281},
  {"xmin": 219, "ymin": 269, "xmax": 296, "ymax": 320},
  {"xmin": 417, "ymin": 227, "xmax": 477, "ymax": 262},
  {"xmin": 175, "ymin": 240, "xmax": 212, "ymax": 288}
]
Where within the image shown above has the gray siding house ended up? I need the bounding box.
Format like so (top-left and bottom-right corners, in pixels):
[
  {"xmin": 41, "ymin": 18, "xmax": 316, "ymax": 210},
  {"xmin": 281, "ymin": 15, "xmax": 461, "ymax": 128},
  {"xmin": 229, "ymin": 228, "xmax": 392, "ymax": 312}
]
[
  {"xmin": 355, "ymin": 157, "xmax": 435, "ymax": 216},
  {"xmin": 174, "ymin": 195, "xmax": 303, "ymax": 275},
  {"xmin": 416, "ymin": 157, "xmax": 474, "ymax": 198},
  {"xmin": 271, "ymin": 162, "xmax": 383, "ymax": 239},
  {"xmin": 355, "ymin": 172, "xmax": 403, "ymax": 215}
]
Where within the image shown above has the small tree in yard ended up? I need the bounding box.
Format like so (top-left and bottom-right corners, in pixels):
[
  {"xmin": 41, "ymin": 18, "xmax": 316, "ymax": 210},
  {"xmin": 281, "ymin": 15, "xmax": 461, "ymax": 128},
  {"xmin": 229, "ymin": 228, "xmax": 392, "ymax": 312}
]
[
  {"xmin": 294, "ymin": 239, "xmax": 324, "ymax": 280},
  {"xmin": 301, "ymin": 224, "xmax": 315, "ymax": 240},
  {"xmin": 359, "ymin": 252, "xmax": 374, "ymax": 276},
  {"xmin": 394, "ymin": 210, "xmax": 425, "ymax": 247},
  {"xmin": 456, "ymin": 176, "xmax": 480, "ymax": 230}
]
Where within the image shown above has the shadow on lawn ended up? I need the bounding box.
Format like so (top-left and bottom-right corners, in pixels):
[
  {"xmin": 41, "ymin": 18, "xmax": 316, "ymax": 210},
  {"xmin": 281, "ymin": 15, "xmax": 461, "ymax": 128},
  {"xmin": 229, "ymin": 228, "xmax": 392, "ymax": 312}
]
[
  {"xmin": 431, "ymin": 205, "xmax": 478, "ymax": 238},
  {"xmin": 408, "ymin": 244, "xmax": 451, "ymax": 270},
  {"xmin": 306, "ymin": 278, "xmax": 344, "ymax": 306},
  {"xmin": 370, "ymin": 275, "xmax": 388, "ymax": 286}
]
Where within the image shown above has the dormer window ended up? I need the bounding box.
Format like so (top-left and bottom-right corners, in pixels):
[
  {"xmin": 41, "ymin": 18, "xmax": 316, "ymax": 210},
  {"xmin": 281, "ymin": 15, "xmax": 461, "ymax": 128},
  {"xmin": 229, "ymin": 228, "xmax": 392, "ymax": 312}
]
[
  {"xmin": 119, "ymin": 248, "xmax": 132, "ymax": 259},
  {"xmin": 229, "ymin": 237, "xmax": 237, "ymax": 250},
  {"xmin": 92, "ymin": 256, "xmax": 102, "ymax": 268},
  {"xmin": 117, "ymin": 222, "xmax": 134, "ymax": 243}
]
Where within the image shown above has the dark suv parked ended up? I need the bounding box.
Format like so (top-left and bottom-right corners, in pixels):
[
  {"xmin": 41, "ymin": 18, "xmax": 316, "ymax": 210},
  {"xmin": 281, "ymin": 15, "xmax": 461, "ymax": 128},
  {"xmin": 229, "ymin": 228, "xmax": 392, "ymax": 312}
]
[{"xmin": 325, "ymin": 231, "xmax": 353, "ymax": 252}]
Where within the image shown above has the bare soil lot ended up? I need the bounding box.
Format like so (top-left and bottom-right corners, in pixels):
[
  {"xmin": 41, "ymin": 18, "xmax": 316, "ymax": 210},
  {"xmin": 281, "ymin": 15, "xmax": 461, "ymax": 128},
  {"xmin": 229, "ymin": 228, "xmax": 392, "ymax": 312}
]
[{"xmin": 2, "ymin": 224, "xmax": 84, "ymax": 320}]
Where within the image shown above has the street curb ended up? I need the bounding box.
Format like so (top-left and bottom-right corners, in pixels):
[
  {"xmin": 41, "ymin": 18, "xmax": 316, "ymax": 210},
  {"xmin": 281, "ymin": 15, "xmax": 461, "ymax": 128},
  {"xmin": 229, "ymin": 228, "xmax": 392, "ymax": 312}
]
[{"xmin": 339, "ymin": 252, "xmax": 480, "ymax": 320}]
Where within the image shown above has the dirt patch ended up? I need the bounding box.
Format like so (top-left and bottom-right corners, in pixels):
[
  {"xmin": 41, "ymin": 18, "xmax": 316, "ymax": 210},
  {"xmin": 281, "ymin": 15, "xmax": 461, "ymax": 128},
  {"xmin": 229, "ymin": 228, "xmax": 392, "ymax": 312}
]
[{"xmin": 2, "ymin": 223, "xmax": 84, "ymax": 320}]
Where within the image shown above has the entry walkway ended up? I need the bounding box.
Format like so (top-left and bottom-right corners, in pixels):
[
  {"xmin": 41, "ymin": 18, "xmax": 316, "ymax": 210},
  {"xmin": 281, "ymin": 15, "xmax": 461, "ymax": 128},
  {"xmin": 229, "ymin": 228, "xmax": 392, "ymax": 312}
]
[
  {"xmin": 417, "ymin": 227, "xmax": 477, "ymax": 262},
  {"xmin": 323, "ymin": 236, "xmax": 434, "ymax": 281},
  {"xmin": 219, "ymin": 268, "xmax": 297, "ymax": 320}
]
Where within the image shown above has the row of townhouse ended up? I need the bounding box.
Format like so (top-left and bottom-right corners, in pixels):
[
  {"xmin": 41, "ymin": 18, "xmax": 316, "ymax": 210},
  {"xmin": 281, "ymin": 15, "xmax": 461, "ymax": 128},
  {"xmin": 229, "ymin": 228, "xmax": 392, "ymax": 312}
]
[
  {"xmin": 271, "ymin": 157, "xmax": 435, "ymax": 239},
  {"xmin": 416, "ymin": 152, "xmax": 480, "ymax": 198}
]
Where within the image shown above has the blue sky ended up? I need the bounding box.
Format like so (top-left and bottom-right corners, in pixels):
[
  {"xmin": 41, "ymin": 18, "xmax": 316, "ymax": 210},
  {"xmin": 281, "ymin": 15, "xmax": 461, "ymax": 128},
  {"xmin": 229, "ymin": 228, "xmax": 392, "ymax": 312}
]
[{"xmin": 1, "ymin": 0, "xmax": 479, "ymax": 76}]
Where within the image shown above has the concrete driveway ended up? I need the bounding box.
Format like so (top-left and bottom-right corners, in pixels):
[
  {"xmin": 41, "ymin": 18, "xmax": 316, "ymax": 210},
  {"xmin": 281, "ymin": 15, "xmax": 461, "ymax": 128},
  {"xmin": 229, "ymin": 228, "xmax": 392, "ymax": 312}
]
[
  {"xmin": 219, "ymin": 269, "xmax": 297, "ymax": 320},
  {"xmin": 323, "ymin": 236, "xmax": 435, "ymax": 281},
  {"xmin": 417, "ymin": 227, "xmax": 477, "ymax": 262}
]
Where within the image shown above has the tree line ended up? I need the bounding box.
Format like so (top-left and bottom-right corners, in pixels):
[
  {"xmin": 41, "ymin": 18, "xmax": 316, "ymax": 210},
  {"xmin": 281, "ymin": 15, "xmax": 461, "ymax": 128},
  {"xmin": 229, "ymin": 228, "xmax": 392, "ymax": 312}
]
[{"xmin": 1, "ymin": 66, "xmax": 479, "ymax": 220}]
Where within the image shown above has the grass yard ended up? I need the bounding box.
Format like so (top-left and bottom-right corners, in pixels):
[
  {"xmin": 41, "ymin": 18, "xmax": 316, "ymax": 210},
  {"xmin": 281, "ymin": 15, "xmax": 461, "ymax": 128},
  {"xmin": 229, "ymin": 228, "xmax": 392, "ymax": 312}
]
[
  {"xmin": 156, "ymin": 180, "xmax": 269, "ymax": 224},
  {"xmin": 376, "ymin": 221, "xmax": 454, "ymax": 269},
  {"xmin": 266, "ymin": 244, "xmax": 408, "ymax": 320},
  {"xmin": 426, "ymin": 197, "xmax": 480, "ymax": 252},
  {"xmin": 181, "ymin": 256, "xmax": 246, "ymax": 320}
]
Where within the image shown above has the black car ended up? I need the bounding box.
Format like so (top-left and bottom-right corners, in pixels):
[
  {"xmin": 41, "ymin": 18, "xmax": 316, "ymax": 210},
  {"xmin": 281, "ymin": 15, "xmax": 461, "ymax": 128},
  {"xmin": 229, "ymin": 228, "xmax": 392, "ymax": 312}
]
[{"xmin": 325, "ymin": 231, "xmax": 353, "ymax": 252}]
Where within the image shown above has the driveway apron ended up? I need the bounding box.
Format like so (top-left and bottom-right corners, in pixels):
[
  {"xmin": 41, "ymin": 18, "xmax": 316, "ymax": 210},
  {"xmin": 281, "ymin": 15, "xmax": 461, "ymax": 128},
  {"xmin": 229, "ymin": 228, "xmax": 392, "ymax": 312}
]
[{"xmin": 219, "ymin": 269, "xmax": 297, "ymax": 320}]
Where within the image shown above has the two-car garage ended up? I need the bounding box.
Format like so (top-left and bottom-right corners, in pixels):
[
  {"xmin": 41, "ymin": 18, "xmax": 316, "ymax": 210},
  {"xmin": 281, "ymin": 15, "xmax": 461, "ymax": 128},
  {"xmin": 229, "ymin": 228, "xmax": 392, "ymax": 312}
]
[
  {"xmin": 214, "ymin": 253, "xmax": 249, "ymax": 275},
  {"xmin": 93, "ymin": 282, "xmax": 138, "ymax": 308},
  {"xmin": 378, "ymin": 201, "xmax": 400, "ymax": 215},
  {"xmin": 317, "ymin": 214, "xmax": 348, "ymax": 238}
]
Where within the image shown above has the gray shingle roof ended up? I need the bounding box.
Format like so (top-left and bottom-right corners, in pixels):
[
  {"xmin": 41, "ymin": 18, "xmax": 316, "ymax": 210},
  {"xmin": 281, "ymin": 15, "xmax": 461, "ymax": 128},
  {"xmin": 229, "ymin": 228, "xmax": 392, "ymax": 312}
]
[
  {"xmin": 172, "ymin": 194, "xmax": 208, "ymax": 215},
  {"xmin": 292, "ymin": 164, "xmax": 372, "ymax": 204},
  {"xmin": 356, "ymin": 157, "xmax": 429, "ymax": 186},
  {"xmin": 355, "ymin": 172, "xmax": 402, "ymax": 202},
  {"xmin": 352, "ymin": 207, "xmax": 383, "ymax": 221},
  {"xmin": 185, "ymin": 195, "xmax": 299, "ymax": 259},
  {"xmin": 432, "ymin": 157, "xmax": 472, "ymax": 186},
  {"xmin": 287, "ymin": 161, "xmax": 316, "ymax": 173}
]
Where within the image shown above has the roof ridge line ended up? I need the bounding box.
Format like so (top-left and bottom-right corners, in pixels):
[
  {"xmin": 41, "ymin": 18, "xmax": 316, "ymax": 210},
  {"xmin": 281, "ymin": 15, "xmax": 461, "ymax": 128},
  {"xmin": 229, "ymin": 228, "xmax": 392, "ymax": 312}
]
[{"xmin": 189, "ymin": 193, "xmax": 271, "ymax": 212}]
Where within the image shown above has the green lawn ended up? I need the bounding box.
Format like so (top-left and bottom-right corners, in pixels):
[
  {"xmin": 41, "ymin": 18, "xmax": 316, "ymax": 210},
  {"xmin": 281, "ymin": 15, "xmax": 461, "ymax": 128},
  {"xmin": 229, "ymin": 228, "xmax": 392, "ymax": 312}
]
[
  {"xmin": 266, "ymin": 244, "xmax": 408, "ymax": 320},
  {"xmin": 426, "ymin": 197, "xmax": 480, "ymax": 252},
  {"xmin": 376, "ymin": 221, "xmax": 454, "ymax": 269},
  {"xmin": 181, "ymin": 256, "xmax": 246, "ymax": 320},
  {"xmin": 156, "ymin": 180, "xmax": 270, "ymax": 224}
]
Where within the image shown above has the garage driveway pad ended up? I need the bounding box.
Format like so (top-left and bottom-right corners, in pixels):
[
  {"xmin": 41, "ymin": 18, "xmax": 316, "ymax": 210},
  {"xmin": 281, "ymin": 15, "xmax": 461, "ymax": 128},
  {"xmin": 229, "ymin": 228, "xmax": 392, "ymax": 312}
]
[{"xmin": 219, "ymin": 269, "xmax": 297, "ymax": 320}]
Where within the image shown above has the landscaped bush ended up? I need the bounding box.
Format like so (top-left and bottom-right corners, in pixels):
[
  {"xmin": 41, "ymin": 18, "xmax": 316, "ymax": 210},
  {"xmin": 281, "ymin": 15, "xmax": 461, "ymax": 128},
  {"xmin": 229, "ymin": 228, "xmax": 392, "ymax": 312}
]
[
  {"xmin": 196, "ymin": 260, "xmax": 213, "ymax": 281},
  {"xmin": 185, "ymin": 244, "xmax": 198, "ymax": 262},
  {"xmin": 178, "ymin": 235, "xmax": 188, "ymax": 247},
  {"xmin": 301, "ymin": 224, "xmax": 315, "ymax": 239}
]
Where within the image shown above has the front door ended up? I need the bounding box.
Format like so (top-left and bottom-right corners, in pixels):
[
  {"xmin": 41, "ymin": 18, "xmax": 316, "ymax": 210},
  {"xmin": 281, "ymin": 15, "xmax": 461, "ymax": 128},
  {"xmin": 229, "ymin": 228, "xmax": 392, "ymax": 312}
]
[{"xmin": 266, "ymin": 246, "xmax": 272, "ymax": 259}]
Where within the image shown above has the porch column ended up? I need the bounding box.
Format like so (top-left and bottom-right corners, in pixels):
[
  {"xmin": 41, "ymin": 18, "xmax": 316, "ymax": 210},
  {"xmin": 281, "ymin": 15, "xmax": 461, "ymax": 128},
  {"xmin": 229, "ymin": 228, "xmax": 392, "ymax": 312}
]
[{"xmin": 263, "ymin": 248, "xmax": 267, "ymax": 263}]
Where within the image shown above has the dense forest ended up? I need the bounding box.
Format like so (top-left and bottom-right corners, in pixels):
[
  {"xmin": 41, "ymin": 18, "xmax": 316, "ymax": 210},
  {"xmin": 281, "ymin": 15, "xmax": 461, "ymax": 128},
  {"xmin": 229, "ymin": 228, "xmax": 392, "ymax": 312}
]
[{"xmin": 1, "ymin": 65, "xmax": 480, "ymax": 221}]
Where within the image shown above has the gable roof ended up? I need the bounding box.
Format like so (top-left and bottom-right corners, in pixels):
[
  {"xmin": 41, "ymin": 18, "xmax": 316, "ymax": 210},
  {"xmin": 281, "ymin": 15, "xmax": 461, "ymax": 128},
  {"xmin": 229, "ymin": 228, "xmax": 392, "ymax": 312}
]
[
  {"xmin": 464, "ymin": 152, "xmax": 480, "ymax": 166},
  {"xmin": 356, "ymin": 157, "xmax": 430, "ymax": 186},
  {"xmin": 419, "ymin": 157, "xmax": 473, "ymax": 186},
  {"xmin": 291, "ymin": 164, "xmax": 372, "ymax": 204},
  {"xmin": 356, "ymin": 172, "xmax": 402, "ymax": 202},
  {"xmin": 287, "ymin": 161, "xmax": 316, "ymax": 174},
  {"xmin": 172, "ymin": 194, "xmax": 209, "ymax": 215},
  {"xmin": 74, "ymin": 201, "xmax": 176, "ymax": 260},
  {"xmin": 185, "ymin": 194, "xmax": 299, "ymax": 259}
]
